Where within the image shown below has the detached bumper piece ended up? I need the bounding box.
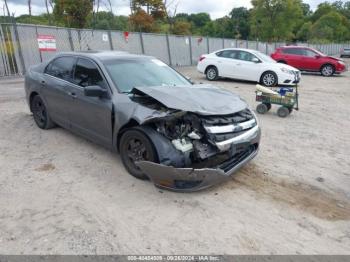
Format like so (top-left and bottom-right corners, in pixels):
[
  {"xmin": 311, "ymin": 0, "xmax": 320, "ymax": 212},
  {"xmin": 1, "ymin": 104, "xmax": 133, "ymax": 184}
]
[{"xmin": 136, "ymin": 144, "xmax": 259, "ymax": 192}]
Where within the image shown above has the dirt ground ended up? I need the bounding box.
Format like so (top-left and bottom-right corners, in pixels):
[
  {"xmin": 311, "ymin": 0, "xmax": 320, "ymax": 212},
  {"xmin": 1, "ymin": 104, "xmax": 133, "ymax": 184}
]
[{"xmin": 0, "ymin": 60, "xmax": 350, "ymax": 255}]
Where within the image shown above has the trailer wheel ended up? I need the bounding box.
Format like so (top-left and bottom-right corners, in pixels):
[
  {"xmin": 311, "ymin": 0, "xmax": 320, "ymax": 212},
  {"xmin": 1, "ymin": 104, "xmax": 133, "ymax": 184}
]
[
  {"xmin": 277, "ymin": 106, "xmax": 290, "ymax": 118},
  {"xmin": 257, "ymin": 103, "xmax": 268, "ymax": 114},
  {"xmin": 265, "ymin": 103, "xmax": 272, "ymax": 111}
]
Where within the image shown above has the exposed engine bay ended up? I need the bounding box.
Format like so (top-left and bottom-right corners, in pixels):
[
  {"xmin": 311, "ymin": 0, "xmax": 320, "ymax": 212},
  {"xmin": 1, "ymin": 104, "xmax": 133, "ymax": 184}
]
[{"xmin": 150, "ymin": 108, "xmax": 258, "ymax": 169}]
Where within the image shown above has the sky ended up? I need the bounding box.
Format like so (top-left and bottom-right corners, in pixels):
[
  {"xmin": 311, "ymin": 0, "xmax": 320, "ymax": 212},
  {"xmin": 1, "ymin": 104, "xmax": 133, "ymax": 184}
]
[{"xmin": 0, "ymin": 0, "xmax": 342, "ymax": 19}]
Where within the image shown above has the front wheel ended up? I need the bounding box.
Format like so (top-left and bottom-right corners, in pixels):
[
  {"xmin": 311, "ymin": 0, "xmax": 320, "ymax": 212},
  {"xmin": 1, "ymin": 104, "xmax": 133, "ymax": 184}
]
[
  {"xmin": 119, "ymin": 129, "xmax": 158, "ymax": 180},
  {"xmin": 277, "ymin": 106, "xmax": 290, "ymax": 118},
  {"xmin": 321, "ymin": 64, "xmax": 335, "ymax": 77},
  {"xmin": 260, "ymin": 71, "xmax": 278, "ymax": 87},
  {"xmin": 30, "ymin": 95, "xmax": 55, "ymax": 129},
  {"xmin": 256, "ymin": 103, "xmax": 268, "ymax": 114}
]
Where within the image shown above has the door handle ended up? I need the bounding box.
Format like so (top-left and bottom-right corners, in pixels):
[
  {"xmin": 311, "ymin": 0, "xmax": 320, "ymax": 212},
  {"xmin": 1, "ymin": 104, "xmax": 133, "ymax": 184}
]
[{"xmin": 68, "ymin": 92, "xmax": 77, "ymax": 99}]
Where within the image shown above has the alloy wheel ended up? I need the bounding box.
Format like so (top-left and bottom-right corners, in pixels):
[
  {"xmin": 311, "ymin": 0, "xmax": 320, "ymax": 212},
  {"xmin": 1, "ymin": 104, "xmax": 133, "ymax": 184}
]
[
  {"xmin": 322, "ymin": 65, "xmax": 334, "ymax": 76},
  {"xmin": 263, "ymin": 73, "xmax": 276, "ymax": 86},
  {"xmin": 207, "ymin": 68, "xmax": 217, "ymax": 80}
]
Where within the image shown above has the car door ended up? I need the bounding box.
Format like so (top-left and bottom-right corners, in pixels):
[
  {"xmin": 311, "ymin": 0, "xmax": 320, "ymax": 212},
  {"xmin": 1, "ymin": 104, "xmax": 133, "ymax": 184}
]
[
  {"xmin": 215, "ymin": 50, "xmax": 239, "ymax": 78},
  {"xmin": 282, "ymin": 48, "xmax": 304, "ymax": 69},
  {"xmin": 65, "ymin": 57, "xmax": 113, "ymax": 148},
  {"xmin": 233, "ymin": 51, "xmax": 263, "ymax": 81},
  {"xmin": 302, "ymin": 49, "xmax": 320, "ymax": 71},
  {"xmin": 42, "ymin": 56, "xmax": 77, "ymax": 128}
]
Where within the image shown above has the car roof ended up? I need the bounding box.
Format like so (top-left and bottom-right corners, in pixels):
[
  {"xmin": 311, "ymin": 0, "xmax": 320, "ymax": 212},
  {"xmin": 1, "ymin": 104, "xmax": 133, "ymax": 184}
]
[
  {"xmin": 279, "ymin": 46, "xmax": 309, "ymax": 49},
  {"xmin": 214, "ymin": 48, "xmax": 260, "ymax": 53},
  {"xmin": 56, "ymin": 51, "xmax": 153, "ymax": 62}
]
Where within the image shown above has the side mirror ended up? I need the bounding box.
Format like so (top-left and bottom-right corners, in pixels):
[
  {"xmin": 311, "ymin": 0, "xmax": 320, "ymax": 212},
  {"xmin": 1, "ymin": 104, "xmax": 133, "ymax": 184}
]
[
  {"xmin": 252, "ymin": 57, "xmax": 260, "ymax": 63},
  {"xmin": 84, "ymin": 85, "xmax": 107, "ymax": 98}
]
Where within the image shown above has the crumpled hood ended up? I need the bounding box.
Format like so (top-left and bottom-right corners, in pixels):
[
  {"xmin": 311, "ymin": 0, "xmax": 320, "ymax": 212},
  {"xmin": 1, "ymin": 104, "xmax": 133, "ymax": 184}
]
[
  {"xmin": 130, "ymin": 84, "xmax": 248, "ymax": 115},
  {"xmin": 326, "ymin": 56, "xmax": 343, "ymax": 62}
]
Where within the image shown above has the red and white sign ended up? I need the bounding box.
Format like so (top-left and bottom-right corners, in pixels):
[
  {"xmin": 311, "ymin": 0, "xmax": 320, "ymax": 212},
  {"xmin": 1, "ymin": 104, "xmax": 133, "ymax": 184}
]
[{"xmin": 37, "ymin": 35, "xmax": 56, "ymax": 51}]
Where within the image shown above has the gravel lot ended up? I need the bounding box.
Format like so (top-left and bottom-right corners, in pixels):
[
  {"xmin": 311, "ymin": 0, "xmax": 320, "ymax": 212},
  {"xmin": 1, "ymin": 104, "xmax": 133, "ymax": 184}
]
[{"xmin": 0, "ymin": 61, "xmax": 350, "ymax": 254}]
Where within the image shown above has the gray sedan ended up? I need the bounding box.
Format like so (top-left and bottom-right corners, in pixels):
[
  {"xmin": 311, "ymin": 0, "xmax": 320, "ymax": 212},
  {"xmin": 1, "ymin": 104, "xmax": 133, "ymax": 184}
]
[{"xmin": 25, "ymin": 51, "xmax": 261, "ymax": 192}]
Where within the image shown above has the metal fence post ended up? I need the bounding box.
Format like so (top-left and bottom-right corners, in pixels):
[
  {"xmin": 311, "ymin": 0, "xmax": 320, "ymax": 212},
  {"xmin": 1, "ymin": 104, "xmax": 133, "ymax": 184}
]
[
  {"xmin": 235, "ymin": 39, "xmax": 238, "ymax": 48},
  {"xmin": 246, "ymin": 39, "xmax": 248, "ymax": 48},
  {"xmin": 108, "ymin": 30, "xmax": 114, "ymax": 50},
  {"xmin": 222, "ymin": 37, "xmax": 225, "ymax": 49},
  {"xmin": 206, "ymin": 37, "xmax": 210, "ymax": 53},
  {"xmin": 11, "ymin": 22, "xmax": 26, "ymax": 74},
  {"xmin": 189, "ymin": 36, "xmax": 193, "ymax": 66},
  {"xmin": 265, "ymin": 42, "xmax": 268, "ymax": 54},
  {"xmin": 256, "ymin": 39, "xmax": 259, "ymax": 51},
  {"xmin": 139, "ymin": 31, "xmax": 145, "ymax": 54},
  {"xmin": 166, "ymin": 33, "xmax": 172, "ymax": 66},
  {"xmin": 34, "ymin": 25, "xmax": 43, "ymax": 62},
  {"xmin": 67, "ymin": 28, "xmax": 74, "ymax": 51}
]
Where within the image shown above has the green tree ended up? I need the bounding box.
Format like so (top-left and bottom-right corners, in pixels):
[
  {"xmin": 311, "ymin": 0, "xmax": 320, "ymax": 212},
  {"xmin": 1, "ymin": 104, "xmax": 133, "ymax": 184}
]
[
  {"xmin": 296, "ymin": 21, "xmax": 312, "ymax": 41},
  {"xmin": 53, "ymin": 0, "xmax": 93, "ymax": 28},
  {"xmin": 230, "ymin": 7, "xmax": 250, "ymax": 39},
  {"xmin": 250, "ymin": 0, "xmax": 304, "ymax": 41},
  {"xmin": 310, "ymin": 11, "xmax": 350, "ymax": 42},
  {"xmin": 311, "ymin": 2, "xmax": 336, "ymax": 22},
  {"xmin": 171, "ymin": 20, "xmax": 191, "ymax": 35}
]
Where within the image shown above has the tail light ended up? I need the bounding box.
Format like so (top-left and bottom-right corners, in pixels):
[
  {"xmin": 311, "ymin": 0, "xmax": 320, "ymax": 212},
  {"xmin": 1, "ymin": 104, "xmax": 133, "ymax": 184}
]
[{"xmin": 199, "ymin": 55, "xmax": 206, "ymax": 62}]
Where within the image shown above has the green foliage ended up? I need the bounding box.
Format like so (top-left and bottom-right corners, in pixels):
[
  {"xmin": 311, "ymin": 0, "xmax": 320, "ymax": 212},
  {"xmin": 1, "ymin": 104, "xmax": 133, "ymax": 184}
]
[
  {"xmin": 250, "ymin": 0, "xmax": 304, "ymax": 41},
  {"xmin": 230, "ymin": 7, "xmax": 250, "ymax": 39},
  {"xmin": 53, "ymin": 0, "xmax": 93, "ymax": 28},
  {"xmin": 310, "ymin": 11, "xmax": 350, "ymax": 42},
  {"xmin": 4, "ymin": 0, "xmax": 350, "ymax": 43},
  {"xmin": 171, "ymin": 20, "xmax": 191, "ymax": 35}
]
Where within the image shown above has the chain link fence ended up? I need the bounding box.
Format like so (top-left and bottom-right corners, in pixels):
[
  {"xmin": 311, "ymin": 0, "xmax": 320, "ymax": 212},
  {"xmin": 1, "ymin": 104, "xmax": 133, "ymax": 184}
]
[{"xmin": 0, "ymin": 22, "xmax": 349, "ymax": 77}]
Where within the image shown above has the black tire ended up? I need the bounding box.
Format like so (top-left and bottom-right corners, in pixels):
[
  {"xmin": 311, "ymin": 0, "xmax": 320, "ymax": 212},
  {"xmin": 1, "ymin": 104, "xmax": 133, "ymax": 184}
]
[
  {"xmin": 119, "ymin": 129, "xmax": 158, "ymax": 180},
  {"xmin": 260, "ymin": 71, "xmax": 278, "ymax": 87},
  {"xmin": 206, "ymin": 66, "xmax": 219, "ymax": 81},
  {"xmin": 320, "ymin": 64, "xmax": 335, "ymax": 77},
  {"xmin": 256, "ymin": 103, "xmax": 268, "ymax": 114},
  {"xmin": 265, "ymin": 103, "xmax": 272, "ymax": 111},
  {"xmin": 30, "ymin": 95, "xmax": 55, "ymax": 129},
  {"xmin": 277, "ymin": 106, "xmax": 290, "ymax": 118}
]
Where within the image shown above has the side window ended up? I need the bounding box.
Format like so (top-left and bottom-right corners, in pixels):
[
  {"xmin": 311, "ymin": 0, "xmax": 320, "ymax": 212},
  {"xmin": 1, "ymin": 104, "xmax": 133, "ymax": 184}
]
[
  {"xmin": 237, "ymin": 51, "xmax": 257, "ymax": 62},
  {"xmin": 304, "ymin": 49, "xmax": 317, "ymax": 57},
  {"xmin": 218, "ymin": 50, "xmax": 238, "ymax": 59},
  {"xmin": 45, "ymin": 57, "xmax": 76, "ymax": 82},
  {"xmin": 74, "ymin": 58, "xmax": 105, "ymax": 88},
  {"xmin": 283, "ymin": 48, "xmax": 303, "ymax": 56}
]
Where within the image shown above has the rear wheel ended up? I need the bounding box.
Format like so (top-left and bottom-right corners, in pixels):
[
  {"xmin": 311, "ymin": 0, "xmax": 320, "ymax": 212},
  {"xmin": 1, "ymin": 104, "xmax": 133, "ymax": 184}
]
[
  {"xmin": 260, "ymin": 71, "xmax": 278, "ymax": 87},
  {"xmin": 30, "ymin": 95, "xmax": 55, "ymax": 129},
  {"xmin": 321, "ymin": 64, "xmax": 335, "ymax": 77},
  {"xmin": 206, "ymin": 66, "xmax": 218, "ymax": 81},
  {"xmin": 277, "ymin": 106, "xmax": 290, "ymax": 118},
  {"xmin": 119, "ymin": 129, "xmax": 157, "ymax": 180}
]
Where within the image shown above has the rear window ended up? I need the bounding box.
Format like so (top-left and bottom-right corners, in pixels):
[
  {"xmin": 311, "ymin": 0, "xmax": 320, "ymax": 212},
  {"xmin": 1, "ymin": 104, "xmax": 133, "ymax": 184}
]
[{"xmin": 282, "ymin": 48, "xmax": 304, "ymax": 55}]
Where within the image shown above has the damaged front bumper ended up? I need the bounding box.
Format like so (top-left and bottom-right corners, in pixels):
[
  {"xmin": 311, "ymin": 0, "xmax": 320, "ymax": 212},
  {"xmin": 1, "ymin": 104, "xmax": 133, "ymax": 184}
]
[{"xmin": 136, "ymin": 127, "xmax": 261, "ymax": 192}]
